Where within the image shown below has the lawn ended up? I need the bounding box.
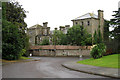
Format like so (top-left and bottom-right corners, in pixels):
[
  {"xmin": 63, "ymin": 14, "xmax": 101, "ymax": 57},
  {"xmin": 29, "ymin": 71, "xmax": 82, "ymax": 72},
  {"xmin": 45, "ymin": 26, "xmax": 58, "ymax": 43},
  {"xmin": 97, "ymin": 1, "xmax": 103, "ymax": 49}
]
[{"xmin": 77, "ymin": 54, "xmax": 120, "ymax": 68}]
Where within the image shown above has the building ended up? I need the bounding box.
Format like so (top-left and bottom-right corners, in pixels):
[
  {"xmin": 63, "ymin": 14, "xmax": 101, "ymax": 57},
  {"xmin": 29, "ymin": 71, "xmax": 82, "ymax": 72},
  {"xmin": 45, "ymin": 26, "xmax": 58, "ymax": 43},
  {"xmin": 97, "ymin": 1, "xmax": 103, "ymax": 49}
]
[
  {"xmin": 27, "ymin": 22, "xmax": 52, "ymax": 45},
  {"xmin": 71, "ymin": 10, "xmax": 104, "ymax": 37},
  {"xmin": 59, "ymin": 25, "xmax": 70, "ymax": 34}
]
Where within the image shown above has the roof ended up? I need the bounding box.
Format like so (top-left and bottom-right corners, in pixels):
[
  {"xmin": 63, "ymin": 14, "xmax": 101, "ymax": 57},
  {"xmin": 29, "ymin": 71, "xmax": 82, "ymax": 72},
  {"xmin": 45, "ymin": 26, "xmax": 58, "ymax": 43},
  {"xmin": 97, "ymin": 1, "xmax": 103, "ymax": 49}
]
[
  {"xmin": 28, "ymin": 24, "xmax": 41, "ymax": 29},
  {"xmin": 72, "ymin": 13, "xmax": 98, "ymax": 20},
  {"xmin": 30, "ymin": 45, "xmax": 91, "ymax": 50}
]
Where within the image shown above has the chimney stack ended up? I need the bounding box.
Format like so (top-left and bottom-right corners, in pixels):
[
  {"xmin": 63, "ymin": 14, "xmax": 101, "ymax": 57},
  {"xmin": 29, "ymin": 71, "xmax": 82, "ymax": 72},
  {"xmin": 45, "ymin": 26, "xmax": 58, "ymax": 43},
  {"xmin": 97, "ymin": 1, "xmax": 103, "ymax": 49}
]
[
  {"xmin": 98, "ymin": 10, "xmax": 104, "ymax": 20},
  {"xmin": 65, "ymin": 25, "xmax": 70, "ymax": 29},
  {"xmin": 43, "ymin": 22, "xmax": 48, "ymax": 27},
  {"xmin": 55, "ymin": 28, "xmax": 58, "ymax": 30},
  {"xmin": 59, "ymin": 26, "xmax": 65, "ymax": 31}
]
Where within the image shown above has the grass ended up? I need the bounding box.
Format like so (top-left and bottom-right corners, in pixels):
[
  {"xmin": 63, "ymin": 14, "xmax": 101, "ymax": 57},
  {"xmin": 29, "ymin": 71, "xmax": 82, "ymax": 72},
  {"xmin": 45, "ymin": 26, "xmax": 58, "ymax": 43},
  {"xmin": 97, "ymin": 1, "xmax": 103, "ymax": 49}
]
[
  {"xmin": 77, "ymin": 54, "xmax": 120, "ymax": 68},
  {"xmin": 2, "ymin": 56, "xmax": 32, "ymax": 63},
  {"xmin": 19, "ymin": 56, "xmax": 31, "ymax": 60}
]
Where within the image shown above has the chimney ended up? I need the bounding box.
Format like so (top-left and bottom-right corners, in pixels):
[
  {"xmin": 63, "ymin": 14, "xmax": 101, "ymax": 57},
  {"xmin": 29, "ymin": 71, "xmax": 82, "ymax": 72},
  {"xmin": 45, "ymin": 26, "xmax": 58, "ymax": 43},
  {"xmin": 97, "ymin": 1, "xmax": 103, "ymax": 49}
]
[
  {"xmin": 98, "ymin": 10, "xmax": 104, "ymax": 20},
  {"xmin": 43, "ymin": 22, "xmax": 48, "ymax": 27},
  {"xmin": 65, "ymin": 25, "xmax": 70, "ymax": 29},
  {"xmin": 59, "ymin": 26, "xmax": 65, "ymax": 31},
  {"xmin": 55, "ymin": 28, "xmax": 57, "ymax": 30}
]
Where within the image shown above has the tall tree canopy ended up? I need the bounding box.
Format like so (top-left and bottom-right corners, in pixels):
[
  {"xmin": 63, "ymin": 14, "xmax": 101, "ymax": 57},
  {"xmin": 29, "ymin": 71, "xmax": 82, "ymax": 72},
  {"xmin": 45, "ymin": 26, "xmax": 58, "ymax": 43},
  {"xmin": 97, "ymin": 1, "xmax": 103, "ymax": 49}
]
[
  {"xmin": 110, "ymin": 9, "xmax": 120, "ymax": 40},
  {"xmin": 110, "ymin": 8, "xmax": 120, "ymax": 53},
  {"xmin": 67, "ymin": 25, "xmax": 92, "ymax": 46},
  {"xmin": 2, "ymin": 1, "xmax": 29, "ymax": 60},
  {"xmin": 4, "ymin": 1, "xmax": 27, "ymax": 31},
  {"xmin": 52, "ymin": 30, "xmax": 67, "ymax": 45}
]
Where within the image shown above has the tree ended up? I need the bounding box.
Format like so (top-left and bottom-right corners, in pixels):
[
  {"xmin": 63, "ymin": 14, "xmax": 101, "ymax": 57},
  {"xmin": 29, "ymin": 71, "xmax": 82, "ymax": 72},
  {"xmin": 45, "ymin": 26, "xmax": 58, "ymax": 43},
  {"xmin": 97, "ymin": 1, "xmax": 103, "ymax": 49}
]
[
  {"xmin": 2, "ymin": 2, "xmax": 29, "ymax": 59},
  {"xmin": 2, "ymin": 20, "xmax": 24, "ymax": 60},
  {"xmin": 93, "ymin": 26, "xmax": 103, "ymax": 44},
  {"xmin": 67, "ymin": 25, "xmax": 92, "ymax": 46},
  {"xmin": 104, "ymin": 20, "xmax": 110, "ymax": 42},
  {"xmin": 110, "ymin": 8, "xmax": 120, "ymax": 53},
  {"xmin": 5, "ymin": 1, "xmax": 27, "ymax": 31},
  {"xmin": 41, "ymin": 37, "xmax": 50, "ymax": 45},
  {"xmin": 52, "ymin": 30, "xmax": 67, "ymax": 45}
]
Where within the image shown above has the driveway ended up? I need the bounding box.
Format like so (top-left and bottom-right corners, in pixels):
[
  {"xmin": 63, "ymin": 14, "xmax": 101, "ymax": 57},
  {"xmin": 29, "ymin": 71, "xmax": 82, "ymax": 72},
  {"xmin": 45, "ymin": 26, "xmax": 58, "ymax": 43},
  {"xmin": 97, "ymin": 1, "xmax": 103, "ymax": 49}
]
[{"xmin": 2, "ymin": 57, "xmax": 107, "ymax": 78}]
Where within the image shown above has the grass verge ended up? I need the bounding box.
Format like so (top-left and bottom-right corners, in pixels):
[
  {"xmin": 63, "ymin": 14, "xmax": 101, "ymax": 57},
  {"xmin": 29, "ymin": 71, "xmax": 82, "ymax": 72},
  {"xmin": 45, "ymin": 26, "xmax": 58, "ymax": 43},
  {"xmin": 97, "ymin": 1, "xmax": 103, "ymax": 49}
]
[
  {"xmin": 77, "ymin": 54, "xmax": 120, "ymax": 68},
  {"xmin": 2, "ymin": 56, "xmax": 32, "ymax": 63}
]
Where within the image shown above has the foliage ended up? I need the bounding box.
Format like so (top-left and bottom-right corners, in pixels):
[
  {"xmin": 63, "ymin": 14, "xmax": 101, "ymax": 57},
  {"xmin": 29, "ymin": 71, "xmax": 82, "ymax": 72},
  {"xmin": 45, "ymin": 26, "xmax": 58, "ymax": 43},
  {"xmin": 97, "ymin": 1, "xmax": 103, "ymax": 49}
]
[
  {"xmin": 5, "ymin": 1, "xmax": 27, "ymax": 31},
  {"xmin": 77, "ymin": 54, "xmax": 119, "ymax": 68},
  {"xmin": 110, "ymin": 9, "xmax": 120, "ymax": 53},
  {"xmin": 52, "ymin": 30, "xmax": 67, "ymax": 45},
  {"xmin": 93, "ymin": 26, "xmax": 103, "ymax": 44},
  {"xmin": 19, "ymin": 49, "xmax": 26, "ymax": 57},
  {"xmin": 66, "ymin": 25, "xmax": 92, "ymax": 46},
  {"xmin": 41, "ymin": 37, "xmax": 50, "ymax": 45},
  {"xmin": 2, "ymin": 2, "xmax": 29, "ymax": 60},
  {"xmin": 90, "ymin": 43, "xmax": 106, "ymax": 59},
  {"xmin": 2, "ymin": 20, "xmax": 24, "ymax": 60},
  {"xmin": 104, "ymin": 20, "xmax": 110, "ymax": 41}
]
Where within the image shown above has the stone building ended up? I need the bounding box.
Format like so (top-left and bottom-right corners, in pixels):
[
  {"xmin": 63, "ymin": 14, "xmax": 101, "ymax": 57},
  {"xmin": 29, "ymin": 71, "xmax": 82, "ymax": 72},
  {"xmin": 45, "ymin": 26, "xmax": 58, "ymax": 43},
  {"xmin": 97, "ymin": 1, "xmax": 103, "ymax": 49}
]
[
  {"xmin": 71, "ymin": 10, "xmax": 104, "ymax": 37},
  {"xmin": 59, "ymin": 25, "xmax": 70, "ymax": 34},
  {"xmin": 27, "ymin": 22, "xmax": 52, "ymax": 45}
]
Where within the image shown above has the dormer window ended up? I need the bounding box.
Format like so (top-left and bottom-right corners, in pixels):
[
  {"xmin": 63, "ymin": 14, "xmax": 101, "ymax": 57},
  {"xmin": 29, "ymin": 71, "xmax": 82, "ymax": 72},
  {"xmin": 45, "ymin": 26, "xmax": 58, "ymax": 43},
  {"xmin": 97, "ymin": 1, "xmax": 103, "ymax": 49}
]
[{"xmin": 88, "ymin": 21, "xmax": 90, "ymax": 26}]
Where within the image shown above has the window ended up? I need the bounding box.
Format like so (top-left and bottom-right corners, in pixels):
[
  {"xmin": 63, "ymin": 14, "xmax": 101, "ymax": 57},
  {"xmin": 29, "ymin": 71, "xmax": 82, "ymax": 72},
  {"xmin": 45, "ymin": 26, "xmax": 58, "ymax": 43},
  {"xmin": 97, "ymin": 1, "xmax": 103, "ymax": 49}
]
[
  {"xmin": 76, "ymin": 22, "xmax": 78, "ymax": 25},
  {"xmin": 82, "ymin": 22, "xmax": 84, "ymax": 25},
  {"xmin": 88, "ymin": 21, "xmax": 90, "ymax": 26}
]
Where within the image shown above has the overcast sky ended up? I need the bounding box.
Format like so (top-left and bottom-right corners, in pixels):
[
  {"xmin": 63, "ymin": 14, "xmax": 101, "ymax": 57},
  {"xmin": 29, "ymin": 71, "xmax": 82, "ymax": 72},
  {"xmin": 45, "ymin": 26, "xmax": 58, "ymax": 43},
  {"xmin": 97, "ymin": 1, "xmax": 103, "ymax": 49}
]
[{"xmin": 17, "ymin": 0, "xmax": 119, "ymax": 30}]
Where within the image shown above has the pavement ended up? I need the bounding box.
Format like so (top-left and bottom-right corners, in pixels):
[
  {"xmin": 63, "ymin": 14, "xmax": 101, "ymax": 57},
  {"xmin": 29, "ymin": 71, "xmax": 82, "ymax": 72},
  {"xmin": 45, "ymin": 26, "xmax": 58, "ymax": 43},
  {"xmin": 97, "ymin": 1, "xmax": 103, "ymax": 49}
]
[{"xmin": 62, "ymin": 61, "xmax": 120, "ymax": 79}]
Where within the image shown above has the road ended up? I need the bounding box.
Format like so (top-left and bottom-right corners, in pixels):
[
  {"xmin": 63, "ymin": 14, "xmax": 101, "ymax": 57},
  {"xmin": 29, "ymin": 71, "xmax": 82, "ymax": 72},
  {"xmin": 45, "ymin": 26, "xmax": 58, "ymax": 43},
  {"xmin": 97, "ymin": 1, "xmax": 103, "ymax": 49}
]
[{"xmin": 2, "ymin": 57, "xmax": 107, "ymax": 78}]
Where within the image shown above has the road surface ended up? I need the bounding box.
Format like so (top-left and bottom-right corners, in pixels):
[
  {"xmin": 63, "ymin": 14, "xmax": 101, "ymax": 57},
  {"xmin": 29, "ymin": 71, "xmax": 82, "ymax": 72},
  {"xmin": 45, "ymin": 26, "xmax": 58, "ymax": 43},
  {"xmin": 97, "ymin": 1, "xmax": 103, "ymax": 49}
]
[{"xmin": 2, "ymin": 57, "xmax": 107, "ymax": 78}]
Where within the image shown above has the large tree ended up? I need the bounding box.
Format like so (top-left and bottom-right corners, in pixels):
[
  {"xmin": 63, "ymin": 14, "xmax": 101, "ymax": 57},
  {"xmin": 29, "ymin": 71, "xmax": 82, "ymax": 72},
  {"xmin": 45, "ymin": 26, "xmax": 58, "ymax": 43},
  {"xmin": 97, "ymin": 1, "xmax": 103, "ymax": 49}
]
[
  {"xmin": 5, "ymin": 1, "xmax": 27, "ymax": 31},
  {"xmin": 67, "ymin": 25, "xmax": 92, "ymax": 46},
  {"xmin": 110, "ymin": 8, "xmax": 120, "ymax": 53},
  {"xmin": 52, "ymin": 30, "xmax": 67, "ymax": 45},
  {"xmin": 2, "ymin": 1, "xmax": 29, "ymax": 60}
]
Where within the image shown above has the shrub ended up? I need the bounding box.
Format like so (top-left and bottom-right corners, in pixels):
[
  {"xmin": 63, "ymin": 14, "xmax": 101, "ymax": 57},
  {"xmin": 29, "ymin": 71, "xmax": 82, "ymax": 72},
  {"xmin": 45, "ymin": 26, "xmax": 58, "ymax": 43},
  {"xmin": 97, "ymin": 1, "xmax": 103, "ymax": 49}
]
[{"xmin": 90, "ymin": 43, "xmax": 106, "ymax": 59}]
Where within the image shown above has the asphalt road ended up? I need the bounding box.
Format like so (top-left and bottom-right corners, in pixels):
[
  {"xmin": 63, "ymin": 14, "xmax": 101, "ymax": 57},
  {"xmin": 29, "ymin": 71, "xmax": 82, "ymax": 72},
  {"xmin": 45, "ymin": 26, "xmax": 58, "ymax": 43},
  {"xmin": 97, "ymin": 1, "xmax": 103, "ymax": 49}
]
[{"xmin": 2, "ymin": 57, "xmax": 107, "ymax": 78}]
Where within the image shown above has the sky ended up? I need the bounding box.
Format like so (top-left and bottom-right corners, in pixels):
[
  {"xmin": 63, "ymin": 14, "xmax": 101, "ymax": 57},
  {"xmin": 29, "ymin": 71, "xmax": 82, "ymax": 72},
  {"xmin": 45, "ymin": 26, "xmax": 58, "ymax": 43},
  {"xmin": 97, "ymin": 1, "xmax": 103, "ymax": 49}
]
[{"xmin": 17, "ymin": 0, "xmax": 120, "ymax": 30}]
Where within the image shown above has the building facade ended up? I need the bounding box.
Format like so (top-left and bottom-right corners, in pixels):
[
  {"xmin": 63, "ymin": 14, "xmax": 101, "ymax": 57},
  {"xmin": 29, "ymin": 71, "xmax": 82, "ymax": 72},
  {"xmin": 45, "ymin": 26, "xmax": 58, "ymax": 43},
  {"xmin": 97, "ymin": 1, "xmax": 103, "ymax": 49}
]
[
  {"xmin": 27, "ymin": 22, "xmax": 52, "ymax": 45},
  {"xmin": 71, "ymin": 10, "xmax": 104, "ymax": 37}
]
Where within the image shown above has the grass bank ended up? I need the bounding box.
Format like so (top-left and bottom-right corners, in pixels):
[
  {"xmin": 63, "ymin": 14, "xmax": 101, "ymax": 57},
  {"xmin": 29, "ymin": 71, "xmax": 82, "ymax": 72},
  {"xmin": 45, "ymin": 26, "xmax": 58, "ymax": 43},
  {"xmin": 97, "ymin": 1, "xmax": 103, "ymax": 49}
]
[
  {"xmin": 77, "ymin": 54, "xmax": 119, "ymax": 68},
  {"xmin": 2, "ymin": 56, "xmax": 31, "ymax": 63}
]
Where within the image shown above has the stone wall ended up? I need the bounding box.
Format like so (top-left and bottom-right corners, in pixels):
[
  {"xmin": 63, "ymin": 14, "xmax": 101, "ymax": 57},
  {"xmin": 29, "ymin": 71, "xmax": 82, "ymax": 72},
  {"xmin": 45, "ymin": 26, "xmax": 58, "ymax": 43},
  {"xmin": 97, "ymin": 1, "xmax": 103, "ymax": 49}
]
[{"xmin": 30, "ymin": 45, "xmax": 91, "ymax": 57}]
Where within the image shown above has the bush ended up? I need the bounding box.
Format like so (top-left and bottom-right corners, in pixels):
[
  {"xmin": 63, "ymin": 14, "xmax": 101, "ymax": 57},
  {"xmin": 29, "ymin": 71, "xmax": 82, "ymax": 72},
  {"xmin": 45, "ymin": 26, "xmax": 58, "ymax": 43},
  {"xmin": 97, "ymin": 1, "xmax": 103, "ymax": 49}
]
[
  {"xmin": 90, "ymin": 43, "xmax": 106, "ymax": 59},
  {"xmin": 2, "ymin": 20, "xmax": 24, "ymax": 60}
]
